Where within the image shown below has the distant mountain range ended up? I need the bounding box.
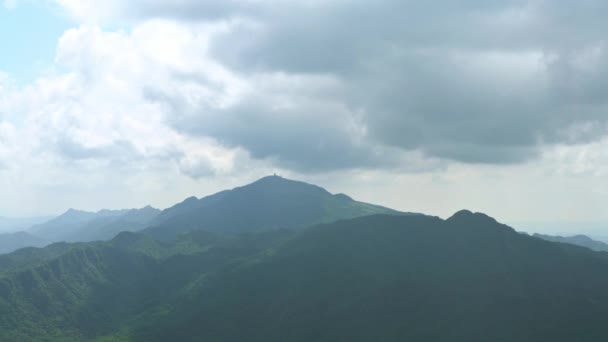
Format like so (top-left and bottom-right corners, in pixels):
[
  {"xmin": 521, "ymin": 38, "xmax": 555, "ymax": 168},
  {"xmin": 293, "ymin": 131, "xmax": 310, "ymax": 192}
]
[
  {"xmin": 534, "ymin": 233, "xmax": 608, "ymax": 252},
  {"xmin": 1, "ymin": 177, "xmax": 608, "ymax": 341},
  {"xmin": 0, "ymin": 207, "xmax": 160, "ymax": 255},
  {"xmin": 28, "ymin": 206, "xmax": 161, "ymax": 243},
  {"xmin": 0, "ymin": 176, "xmax": 408, "ymax": 255},
  {"xmin": 0, "ymin": 231, "xmax": 48, "ymax": 254},
  {"xmin": 0, "ymin": 216, "xmax": 52, "ymax": 233}
]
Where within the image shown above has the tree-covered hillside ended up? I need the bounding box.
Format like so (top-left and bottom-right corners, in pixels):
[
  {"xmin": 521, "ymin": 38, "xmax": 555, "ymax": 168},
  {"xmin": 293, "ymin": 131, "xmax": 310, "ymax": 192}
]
[{"xmin": 3, "ymin": 211, "xmax": 608, "ymax": 341}]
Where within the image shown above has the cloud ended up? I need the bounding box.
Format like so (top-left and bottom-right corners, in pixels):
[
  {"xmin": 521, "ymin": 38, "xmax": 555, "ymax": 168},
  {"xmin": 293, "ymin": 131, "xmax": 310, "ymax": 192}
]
[
  {"xmin": 9, "ymin": 0, "xmax": 605, "ymax": 174},
  {"xmin": 201, "ymin": 0, "xmax": 608, "ymax": 164},
  {"xmin": 2, "ymin": 0, "xmax": 17, "ymax": 10},
  {"xmin": 2, "ymin": 0, "xmax": 608, "ymax": 222},
  {"xmin": 0, "ymin": 23, "xmax": 247, "ymax": 181},
  {"xmin": 0, "ymin": 121, "xmax": 16, "ymax": 169},
  {"xmin": 147, "ymin": 71, "xmax": 409, "ymax": 171}
]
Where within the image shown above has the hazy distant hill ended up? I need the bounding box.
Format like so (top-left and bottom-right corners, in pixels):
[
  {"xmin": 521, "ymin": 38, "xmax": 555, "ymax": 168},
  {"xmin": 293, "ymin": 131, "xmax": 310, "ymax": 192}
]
[
  {"xmin": 534, "ymin": 233, "xmax": 608, "ymax": 252},
  {"xmin": 28, "ymin": 208, "xmax": 120, "ymax": 240},
  {"xmin": 0, "ymin": 231, "xmax": 49, "ymax": 255},
  {"xmin": 73, "ymin": 206, "xmax": 162, "ymax": 242},
  {"xmin": 0, "ymin": 216, "xmax": 53, "ymax": 234},
  {"xmin": 3, "ymin": 208, "xmax": 608, "ymax": 341},
  {"xmin": 144, "ymin": 175, "xmax": 408, "ymax": 240},
  {"xmin": 28, "ymin": 207, "xmax": 160, "ymax": 243}
]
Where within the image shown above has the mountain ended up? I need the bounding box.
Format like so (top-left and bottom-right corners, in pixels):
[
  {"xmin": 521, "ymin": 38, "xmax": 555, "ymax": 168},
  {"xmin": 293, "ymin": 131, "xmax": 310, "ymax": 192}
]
[
  {"xmin": 28, "ymin": 208, "xmax": 115, "ymax": 241},
  {"xmin": 28, "ymin": 207, "xmax": 160, "ymax": 243},
  {"xmin": 3, "ymin": 210, "xmax": 608, "ymax": 341},
  {"xmin": 534, "ymin": 233, "xmax": 608, "ymax": 252},
  {"xmin": 132, "ymin": 212, "xmax": 608, "ymax": 342},
  {"xmin": 0, "ymin": 216, "xmax": 53, "ymax": 234},
  {"xmin": 0, "ymin": 231, "xmax": 49, "ymax": 255},
  {"xmin": 73, "ymin": 206, "xmax": 162, "ymax": 242},
  {"xmin": 0, "ymin": 229, "xmax": 294, "ymax": 341},
  {"xmin": 144, "ymin": 175, "xmax": 407, "ymax": 240},
  {"xmin": 0, "ymin": 241, "xmax": 86, "ymax": 274}
]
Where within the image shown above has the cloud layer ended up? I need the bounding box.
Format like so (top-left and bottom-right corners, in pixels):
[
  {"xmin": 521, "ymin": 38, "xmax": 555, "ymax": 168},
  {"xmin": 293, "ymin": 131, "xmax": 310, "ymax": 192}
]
[
  {"xmin": 2, "ymin": 0, "xmax": 608, "ymax": 218},
  {"xmin": 49, "ymin": 0, "xmax": 608, "ymax": 170}
]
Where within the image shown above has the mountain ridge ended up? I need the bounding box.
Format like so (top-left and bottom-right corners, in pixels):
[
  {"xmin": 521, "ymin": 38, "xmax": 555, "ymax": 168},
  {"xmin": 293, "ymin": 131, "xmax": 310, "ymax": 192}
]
[
  {"xmin": 28, "ymin": 206, "xmax": 160, "ymax": 243},
  {"xmin": 3, "ymin": 211, "xmax": 608, "ymax": 341},
  {"xmin": 534, "ymin": 233, "xmax": 608, "ymax": 252},
  {"xmin": 0, "ymin": 231, "xmax": 49, "ymax": 255},
  {"xmin": 144, "ymin": 175, "xmax": 409, "ymax": 240},
  {"xmin": 3, "ymin": 177, "xmax": 608, "ymax": 341}
]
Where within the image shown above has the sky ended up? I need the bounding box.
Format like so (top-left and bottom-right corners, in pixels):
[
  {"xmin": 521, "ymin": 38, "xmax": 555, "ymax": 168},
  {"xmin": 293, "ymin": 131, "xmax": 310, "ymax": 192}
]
[{"xmin": 1, "ymin": 1, "xmax": 608, "ymax": 232}]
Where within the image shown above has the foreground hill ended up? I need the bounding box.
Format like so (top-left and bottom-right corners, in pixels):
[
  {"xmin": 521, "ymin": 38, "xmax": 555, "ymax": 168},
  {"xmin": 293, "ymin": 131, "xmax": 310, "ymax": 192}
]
[
  {"xmin": 2, "ymin": 211, "xmax": 608, "ymax": 341},
  {"xmin": 144, "ymin": 175, "xmax": 405, "ymax": 240},
  {"xmin": 0, "ymin": 229, "xmax": 294, "ymax": 341},
  {"xmin": 134, "ymin": 211, "xmax": 608, "ymax": 342}
]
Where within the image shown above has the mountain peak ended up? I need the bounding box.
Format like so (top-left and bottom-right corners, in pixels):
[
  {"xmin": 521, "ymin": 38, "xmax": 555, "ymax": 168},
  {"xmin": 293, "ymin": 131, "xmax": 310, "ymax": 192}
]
[
  {"xmin": 333, "ymin": 193, "xmax": 353, "ymax": 201},
  {"xmin": 182, "ymin": 196, "xmax": 199, "ymax": 204},
  {"xmin": 62, "ymin": 208, "xmax": 91, "ymax": 217},
  {"xmin": 247, "ymin": 175, "xmax": 330, "ymax": 194},
  {"xmin": 252, "ymin": 174, "xmax": 291, "ymax": 184},
  {"xmin": 449, "ymin": 209, "xmax": 474, "ymax": 218},
  {"xmin": 447, "ymin": 210, "xmax": 498, "ymax": 224},
  {"xmin": 146, "ymin": 176, "xmax": 399, "ymax": 239}
]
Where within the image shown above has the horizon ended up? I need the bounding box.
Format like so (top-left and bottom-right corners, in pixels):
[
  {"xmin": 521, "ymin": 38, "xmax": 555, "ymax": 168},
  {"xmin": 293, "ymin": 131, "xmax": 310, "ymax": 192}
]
[
  {"xmin": 1, "ymin": 174, "xmax": 607, "ymax": 242},
  {"xmin": 2, "ymin": 1, "xmax": 608, "ymax": 231}
]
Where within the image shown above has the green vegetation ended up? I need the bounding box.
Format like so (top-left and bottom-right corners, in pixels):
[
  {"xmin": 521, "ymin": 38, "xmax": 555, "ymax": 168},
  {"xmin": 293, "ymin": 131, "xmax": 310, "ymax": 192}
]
[
  {"xmin": 3, "ymin": 210, "xmax": 608, "ymax": 341},
  {"xmin": 131, "ymin": 212, "xmax": 608, "ymax": 342},
  {"xmin": 3, "ymin": 179, "xmax": 608, "ymax": 341},
  {"xmin": 0, "ymin": 229, "xmax": 294, "ymax": 341}
]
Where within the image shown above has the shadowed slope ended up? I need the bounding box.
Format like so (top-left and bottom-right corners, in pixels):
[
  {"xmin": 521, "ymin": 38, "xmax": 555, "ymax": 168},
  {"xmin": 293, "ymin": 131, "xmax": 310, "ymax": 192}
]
[{"xmin": 136, "ymin": 212, "xmax": 608, "ymax": 342}]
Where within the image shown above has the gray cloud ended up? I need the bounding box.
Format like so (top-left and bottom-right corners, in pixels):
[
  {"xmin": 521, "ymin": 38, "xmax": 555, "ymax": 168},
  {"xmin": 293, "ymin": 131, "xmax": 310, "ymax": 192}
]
[
  {"xmin": 126, "ymin": 0, "xmax": 608, "ymax": 171},
  {"xmin": 120, "ymin": 0, "xmax": 251, "ymax": 21},
  {"xmin": 55, "ymin": 137, "xmax": 137, "ymax": 161},
  {"xmin": 145, "ymin": 77, "xmax": 405, "ymax": 172}
]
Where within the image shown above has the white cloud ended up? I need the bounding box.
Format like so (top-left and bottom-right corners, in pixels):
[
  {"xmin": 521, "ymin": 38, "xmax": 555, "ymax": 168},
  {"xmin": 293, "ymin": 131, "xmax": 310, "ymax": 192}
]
[
  {"xmin": 0, "ymin": 20, "xmax": 262, "ymax": 215},
  {"xmin": 54, "ymin": 0, "xmax": 121, "ymax": 23},
  {"xmin": 2, "ymin": 0, "xmax": 17, "ymax": 10}
]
